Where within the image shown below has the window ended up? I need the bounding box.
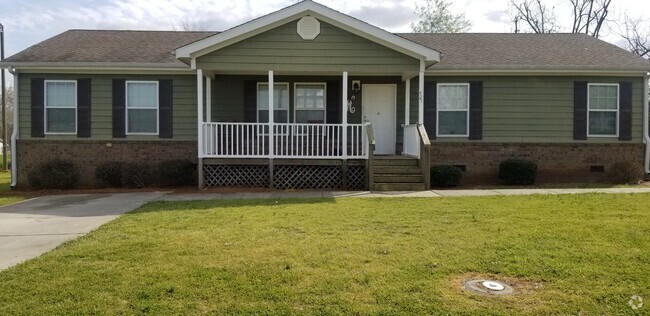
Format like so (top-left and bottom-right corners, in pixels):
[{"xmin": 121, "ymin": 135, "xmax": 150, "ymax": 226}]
[
  {"xmin": 588, "ymin": 83, "xmax": 618, "ymax": 137},
  {"xmin": 257, "ymin": 83, "xmax": 289, "ymax": 123},
  {"xmin": 295, "ymin": 83, "xmax": 326, "ymax": 123},
  {"xmin": 437, "ymin": 83, "xmax": 469, "ymax": 136},
  {"xmin": 126, "ymin": 81, "xmax": 158, "ymax": 134},
  {"xmin": 45, "ymin": 80, "xmax": 76, "ymax": 134}
]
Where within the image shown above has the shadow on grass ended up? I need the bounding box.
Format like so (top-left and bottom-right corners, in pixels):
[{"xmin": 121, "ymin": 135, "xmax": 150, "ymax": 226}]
[{"xmin": 132, "ymin": 197, "xmax": 338, "ymax": 214}]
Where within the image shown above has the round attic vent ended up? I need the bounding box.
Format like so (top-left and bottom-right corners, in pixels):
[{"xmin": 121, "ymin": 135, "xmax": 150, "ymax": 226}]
[{"xmin": 297, "ymin": 16, "xmax": 320, "ymax": 40}]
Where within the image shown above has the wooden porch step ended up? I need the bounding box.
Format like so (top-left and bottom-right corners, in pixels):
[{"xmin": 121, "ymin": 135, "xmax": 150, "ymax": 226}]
[
  {"xmin": 372, "ymin": 183, "xmax": 426, "ymax": 191},
  {"xmin": 374, "ymin": 175, "xmax": 424, "ymax": 183},
  {"xmin": 374, "ymin": 166, "xmax": 422, "ymax": 174},
  {"xmin": 373, "ymin": 158, "xmax": 419, "ymax": 167}
]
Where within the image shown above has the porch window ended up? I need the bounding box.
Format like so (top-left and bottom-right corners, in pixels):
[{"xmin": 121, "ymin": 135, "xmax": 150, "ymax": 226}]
[
  {"xmin": 295, "ymin": 83, "xmax": 326, "ymax": 123},
  {"xmin": 588, "ymin": 83, "xmax": 618, "ymax": 136},
  {"xmin": 45, "ymin": 80, "xmax": 77, "ymax": 134},
  {"xmin": 126, "ymin": 81, "xmax": 159, "ymax": 134},
  {"xmin": 257, "ymin": 83, "xmax": 289, "ymax": 123},
  {"xmin": 437, "ymin": 83, "xmax": 469, "ymax": 136}
]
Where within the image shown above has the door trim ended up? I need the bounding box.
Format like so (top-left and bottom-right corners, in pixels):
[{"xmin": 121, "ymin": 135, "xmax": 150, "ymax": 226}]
[{"xmin": 362, "ymin": 84, "xmax": 397, "ymax": 155}]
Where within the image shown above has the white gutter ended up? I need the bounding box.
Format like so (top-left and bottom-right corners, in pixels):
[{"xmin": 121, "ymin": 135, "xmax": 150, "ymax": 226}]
[
  {"xmin": 8, "ymin": 67, "xmax": 17, "ymax": 188},
  {"xmin": 643, "ymin": 74, "xmax": 650, "ymax": 174}
]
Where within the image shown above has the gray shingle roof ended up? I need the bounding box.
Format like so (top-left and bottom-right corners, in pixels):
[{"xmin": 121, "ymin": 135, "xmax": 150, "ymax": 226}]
[
  {"xmin": 398, "ymin": 33, "xmax": 650, "ymax": 71},
  {"xmin": 3, "ymin": 29, "xmax": 649, "ymax": 71},
  {"xmin": 2, "ymin": 30, "xmax": 216, "ymax": 65}
]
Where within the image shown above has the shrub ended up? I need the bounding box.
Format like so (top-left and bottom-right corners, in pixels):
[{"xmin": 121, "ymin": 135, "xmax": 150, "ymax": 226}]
[
  {"xmin": 122, "ymin": 162, "xmax": 157, "ymax": 188},
  {"xmin": 95, "ymin": 161, "xmax": 123, "ymax": 188},
  {"xmin": 608, "ymin": 161, "xmax": 644, "ymax": 184},
  {"xmin": 430, "ymin": 165, "xmax": 463, "ymax": 187},
  {"xmin": 157, "ymin": 160, "xmax": 195, "ymax": 187},
  {"xmin": 28, "ymin": 160, "xmax": 79, "ymax": 189},
  {"xmin": 498, "ymin": 158, "xmax": 537, "ymax": 185}
]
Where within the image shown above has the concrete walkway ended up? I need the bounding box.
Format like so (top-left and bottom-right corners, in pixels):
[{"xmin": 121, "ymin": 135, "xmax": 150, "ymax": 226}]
[
  {"xmin": 0, "ymin": 192, "xmax": 165, "ymax": 270},
  {"xmin": 158, "ymin": 187, "xmax": 650, "ymax": 201}
]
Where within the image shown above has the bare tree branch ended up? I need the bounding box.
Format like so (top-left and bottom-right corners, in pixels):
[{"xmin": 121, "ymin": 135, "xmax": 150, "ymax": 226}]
[
  {"xmin": 509, "ymin": 0, "xmax": 559, "ymax": 33},
  {"xmin": 618, "ymin": 14, "xmax": 650, "ymax": 59},
  {"xmin": 570, "ymin": 0, "xmax": 611, "ymax": 38},
  {"xmin": 171, "ymin": 19, "xmax": 211, "ymax": 32}
]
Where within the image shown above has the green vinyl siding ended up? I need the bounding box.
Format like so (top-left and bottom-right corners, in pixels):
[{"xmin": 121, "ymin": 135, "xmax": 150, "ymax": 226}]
[
  {"xmin": 409, "ymin": 76, "xmax": 645, "ymax": 143},
  {"xmin": 18, "ymin": 74, "xmax": 197, "ymax": 141},
  {"xmin": 196, "ymin": 20, "xmax": 419, "ymax": 73}
]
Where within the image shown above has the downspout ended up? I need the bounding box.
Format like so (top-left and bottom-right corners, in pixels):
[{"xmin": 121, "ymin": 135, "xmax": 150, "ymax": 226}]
[
  {"xmin": 8, "ymin": 67, "xmax": 17, "ymax": 188},
  {"xmin": 643, "ymin": 74, "xmax": 650, "ymax": 174}
]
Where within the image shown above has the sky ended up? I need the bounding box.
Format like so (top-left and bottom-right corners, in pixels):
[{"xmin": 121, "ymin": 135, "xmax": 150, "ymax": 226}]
[{"xmin": 0, "ymin": 0, "xmax": 649, "ymax": 60}]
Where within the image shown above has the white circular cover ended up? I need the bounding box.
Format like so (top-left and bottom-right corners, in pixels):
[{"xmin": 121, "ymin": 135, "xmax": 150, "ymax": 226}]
[{"xmin": 482, "ymin": 281, "xmax": 506, "ymax": 291}]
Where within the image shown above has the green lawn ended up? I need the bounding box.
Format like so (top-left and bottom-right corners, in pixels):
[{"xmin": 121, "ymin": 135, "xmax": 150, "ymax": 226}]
[
  {"xmin": 0, "ymin": 170, "xmax": 23, "ymax": 205},
  {"xmin": 1, "ymin": 195, "xmax": 649, "ymax": 315}
]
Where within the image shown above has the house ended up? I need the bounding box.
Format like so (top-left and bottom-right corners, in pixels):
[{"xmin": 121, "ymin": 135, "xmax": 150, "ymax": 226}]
[{"xmin": 1, "ymin": 0, "xmax": 649, "ymax": 190}]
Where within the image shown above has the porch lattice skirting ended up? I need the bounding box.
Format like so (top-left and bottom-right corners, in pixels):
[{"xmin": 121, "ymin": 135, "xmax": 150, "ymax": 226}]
[{"xmin": 202, "ymin": 163, "xmax": 367, "ymax": 190}]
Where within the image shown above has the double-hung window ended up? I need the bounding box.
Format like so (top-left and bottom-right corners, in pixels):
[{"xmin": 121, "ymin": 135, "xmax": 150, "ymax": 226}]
[
  {"xmin": 257, "ymin": 83, "xmax": 289, "ymax": 123},
  {"xmin": 437, "ymin": 83, "xmax": 469, "ymax": 136},
  {"xmin": 126, "ymin": 81, "xmax": 159, "ymax": 135},
  {"xmin": 45, "ymin": 80, "xmax": 77, "ymax": 134},
  {"xmin": 295, "ymin": 83, "xmax": 326, "ymax": 124},
  {"xmin": 588, "ymin": 83, "xmax": 618, "ymax": 137}
]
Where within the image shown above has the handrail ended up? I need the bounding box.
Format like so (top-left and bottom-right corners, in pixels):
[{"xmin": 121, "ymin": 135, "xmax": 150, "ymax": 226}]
[
  {"xmin": 417, "ymin": 124, "xmax": 431, "ymax": 189},
  {"xmin": 365, "ymin": 123, "xmax": 375, "ymax": 190}
]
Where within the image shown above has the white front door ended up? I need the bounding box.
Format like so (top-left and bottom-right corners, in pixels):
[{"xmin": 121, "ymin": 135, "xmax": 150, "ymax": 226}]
[{"xmin": 362, "ymin": 84, "xmax": 396, "ymax": 155}]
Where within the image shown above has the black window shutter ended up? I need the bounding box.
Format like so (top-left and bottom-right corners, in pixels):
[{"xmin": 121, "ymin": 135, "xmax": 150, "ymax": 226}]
[
  {"xmin": 469, "ymin": 81, "xmax": 483, "ymax": 140},
  {"xmin": 31, "ymin": 78, "xmax": 45, "ymax": 137},
  {"xmin": 159, "ymin": 79, "xmax": 173, "ymax": 138},
  {"xmin": 423, "ymin": 80, "xmax": 437, "ymax": 140},
  {"xmin": 112, "ymin": 79, "xmax": 126, "ymax": 138},
  {"xmin": 573, "ymin": 81, "xmax": 588, "ymax": 140},
  {"xmin": 618, "ymin": 81, "xmax": 633, "ymax": 141},
  {"xmin": 77, "ymin": 79, "xmax": 91, "ymax": 138},
  {"xmin": 243, "ymin": 81, "xmax": 257, "ymax": 122},
  {"xmin": 326, "ymin": 81, "xmax": 341, "ymax": 124}
]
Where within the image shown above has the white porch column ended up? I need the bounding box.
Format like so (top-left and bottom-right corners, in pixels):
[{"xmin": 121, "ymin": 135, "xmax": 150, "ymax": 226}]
[
  {"xmin": 268, "ymin": 70, "xmax": 274, "ymax": 158},
  {"xmin": 197, "ymin": 68, "xmax": 204, "ymax": 158},
  {"xmin": 418, "ymin": 60, "xmax": 425, "ymax": 124},
  {"xmin": 405, "ymin": 78, "xmax": 410, "ymax": 126},
  {"xmin": 205, "ymin": 75, "xmax": 212, "ymax": 123},
  {"xmin": 342, "ymin": 71, "xmax": 348, "ymax": 159}
]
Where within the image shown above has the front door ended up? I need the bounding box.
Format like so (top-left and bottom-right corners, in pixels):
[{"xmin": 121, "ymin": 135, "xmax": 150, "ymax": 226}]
[{"xmin": 362, "ymin": 84, "xmax": 396, "ymax": 155}]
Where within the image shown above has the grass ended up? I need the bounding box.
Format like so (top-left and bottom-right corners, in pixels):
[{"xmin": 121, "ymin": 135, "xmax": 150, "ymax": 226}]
[
  {"xmin": 0, "ymin": 170, "xmax": 23, "ymax": 205},
  {"xmin": 0, "ymin": 194, "xmax": 649, "ymax": 315}
]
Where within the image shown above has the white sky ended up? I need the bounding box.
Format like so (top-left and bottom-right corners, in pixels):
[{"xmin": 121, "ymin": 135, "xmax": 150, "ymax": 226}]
[{"xmin": 0, "ymin": 0, "xmax": 649, "ymax": 58}]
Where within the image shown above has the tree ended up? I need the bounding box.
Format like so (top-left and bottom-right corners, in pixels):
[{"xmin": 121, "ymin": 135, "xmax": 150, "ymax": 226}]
[
  {"xmin": 570, "ymin": 0, "xmax": 611, "ymax": 38},
  {"xmin": 509, "ymin": 0, "xmax": 611, "ymax": 38},
  {"xmin": 618, "ymin": 15, "xmax": 650, "ymax": 59},
  {"xmin": 1, "ymin": 85, "xmax": 13, "ymax": 143},
  {"xmin": 509, "ymin": 0, "xmax": 559, "ymax": 33},
  {"xmin": 411, "ymin": 0, "xmax": 471, "ymax": 33},
  {"xmin": 171, "ymin": 19, "xmax": 210, "ymax": 32}
]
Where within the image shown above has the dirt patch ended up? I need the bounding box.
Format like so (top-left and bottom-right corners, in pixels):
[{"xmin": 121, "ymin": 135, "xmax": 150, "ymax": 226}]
[{"xmin": 451, "ymin": 272, "xmax": 544, "ymax": 297}]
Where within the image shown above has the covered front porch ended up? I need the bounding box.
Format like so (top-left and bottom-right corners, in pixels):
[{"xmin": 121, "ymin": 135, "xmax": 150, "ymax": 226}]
[
  {"xmin": 174, "ymin": 1, "xmax": 441, "ymax": 190},
  {"xmin": 194, "ymin": 70, "xmax": 431, "ymax": 190}
]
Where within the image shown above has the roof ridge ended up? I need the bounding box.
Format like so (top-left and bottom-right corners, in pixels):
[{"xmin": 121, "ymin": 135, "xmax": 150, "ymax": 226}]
[{"xmin": 66, "ymin": 29, "xmax": 218, "ymax": 33}]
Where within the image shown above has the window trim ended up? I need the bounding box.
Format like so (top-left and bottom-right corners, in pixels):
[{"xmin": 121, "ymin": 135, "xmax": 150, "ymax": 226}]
[
  {"xmin": 125, "ymin": 80, "xmax": 159, "ymax": 136},
  {"xmin": 44, "ymin": 80, "xmax": 77, "ymax": 135},
  {"xmin": 436, "ymin": 83, "xmax": 470, "ymax": 138},
  {"xmin": 294, "ymin": 82, "xmax": 327, "ymax": 124},
  {"xmin": 256, "ymin": 82, "xmax": 290, "ymax": 123},
  {"xmin": 587, "ymin": 83, "xmax": 619, "ymax": 138}
]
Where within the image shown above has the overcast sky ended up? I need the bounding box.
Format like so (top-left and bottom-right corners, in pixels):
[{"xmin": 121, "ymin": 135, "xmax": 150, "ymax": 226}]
[{"xmin": 1, "ymin": 0, "xmax": 648, "ymax": 59}]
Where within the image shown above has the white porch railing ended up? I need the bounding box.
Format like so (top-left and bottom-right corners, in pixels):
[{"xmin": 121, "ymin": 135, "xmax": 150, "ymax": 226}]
[
  {"xmin": 201, "ymin": 122, "xmax": 368, "ymax": 159},
  {"xmin": 403, "ymin": 124, "xmax": 420, "ymax": 158}
]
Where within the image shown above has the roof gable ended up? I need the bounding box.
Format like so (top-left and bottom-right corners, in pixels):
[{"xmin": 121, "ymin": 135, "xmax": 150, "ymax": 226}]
[{"xmin": 175, "ymin": 0, "xmax": 440, "ymax": 65}]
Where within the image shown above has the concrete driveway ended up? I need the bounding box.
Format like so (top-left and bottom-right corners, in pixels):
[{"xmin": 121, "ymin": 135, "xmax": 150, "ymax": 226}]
[{"xmin": 0, "ymin": 192, "xmax": 165, "ymax": 270}]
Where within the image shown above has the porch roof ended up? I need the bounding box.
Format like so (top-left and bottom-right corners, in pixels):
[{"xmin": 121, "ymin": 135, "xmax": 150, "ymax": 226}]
[{"xmin": 174, "ymin": 0, "xmax": 441, "ymax": 67}]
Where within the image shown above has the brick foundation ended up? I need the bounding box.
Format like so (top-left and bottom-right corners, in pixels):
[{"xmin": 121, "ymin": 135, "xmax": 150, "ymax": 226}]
[
  {"xmin": 430, "ymin": 143, "xmax": 645, "ymax": 184},
  {"xmin": 16, "ymin": 140, "xmax": 197, "ymax": 188}
]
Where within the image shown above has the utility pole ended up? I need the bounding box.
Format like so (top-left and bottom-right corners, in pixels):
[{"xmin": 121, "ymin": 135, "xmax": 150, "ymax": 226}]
[{"xmin": 0, "ymin": 23, "xmax": 6, "ymax": 171}]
